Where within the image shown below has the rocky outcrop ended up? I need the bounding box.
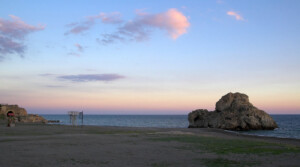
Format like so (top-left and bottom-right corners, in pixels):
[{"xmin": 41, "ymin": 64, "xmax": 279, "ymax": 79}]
[
  {"xmin": 18, "ymin": 114, "xmax": 48, "ymax": 123},
  {"xmin": 188, "ymin": 93, "xmax": 278, "ymax": 130},
  {"xmin": 0, "ymin": 104, "xmax": 47, "ymax": 123}
]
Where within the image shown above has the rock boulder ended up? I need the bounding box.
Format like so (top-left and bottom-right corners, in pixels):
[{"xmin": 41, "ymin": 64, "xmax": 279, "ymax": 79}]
[{"xmin": 188, "ymin": 92, "xmax": 278, "ymax": 130}]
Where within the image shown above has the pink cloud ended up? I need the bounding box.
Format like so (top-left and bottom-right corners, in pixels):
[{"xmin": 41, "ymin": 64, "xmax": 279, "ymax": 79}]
[
  {"xmin": 227, "ymin": 11, "xmax": 244, "ymax": 21},
  {"xmin": 88, "ymin": 12, "xmax": 123, "ymax": 24},
  {"xmin": 0, "ymin": 15, "xmax": 45, "ymax": 58},
  {"xmin": 74, "ymin": 43, "xmax": 83, "ymax": 52},
  {"xmin": 154, "ymin": 8, "xmax": 190, "ymax": 39},
  {"xmin": 100, "ymin": 8, "xmax": 190, "ymax": 44},
  {"xmin": 0, "ymin": 15, "xmax": 45, "ymax": 39},
  {"xmin": 65, "ymin": 12, "xmax": 122, "ymax": 35},
  {"xmin": 65, "ymin": 9, "xmax": 189, "ymax": 44}
]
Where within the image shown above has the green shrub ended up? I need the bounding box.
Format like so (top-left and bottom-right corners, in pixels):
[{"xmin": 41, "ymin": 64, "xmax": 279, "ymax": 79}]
[{"xmin": 0, "ymin": 114, "xmax": 6, "ymax": 120}]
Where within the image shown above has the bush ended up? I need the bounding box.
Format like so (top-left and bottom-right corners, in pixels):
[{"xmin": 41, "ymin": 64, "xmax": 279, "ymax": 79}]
[{"xmin": 0, "ymin": 114, "xmax": 6, "ymax": 120}]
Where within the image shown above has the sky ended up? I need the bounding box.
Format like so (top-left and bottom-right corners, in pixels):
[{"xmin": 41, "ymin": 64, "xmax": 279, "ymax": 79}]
[{"xmin": 0, "ymin": 0, "xmax": 299, "ymax": 114}]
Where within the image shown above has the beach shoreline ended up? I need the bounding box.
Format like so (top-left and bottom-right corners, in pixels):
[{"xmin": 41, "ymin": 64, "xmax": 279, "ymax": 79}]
[{"xmin": 1, "ymin": 123, "xmax": 300, "ymax": 167}]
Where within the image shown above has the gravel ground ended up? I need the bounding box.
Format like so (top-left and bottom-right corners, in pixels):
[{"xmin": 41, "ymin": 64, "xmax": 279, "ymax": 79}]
[{"xmin": 0, "ymin": 123, "xmax": 299, "ymax": 167}]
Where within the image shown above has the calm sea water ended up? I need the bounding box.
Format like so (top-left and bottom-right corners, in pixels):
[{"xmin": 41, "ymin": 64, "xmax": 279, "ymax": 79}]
[
  {"xmin": 41, "ymin": 114, "xmax": 300, "ymax": 139},
  {"xmin": 238, "ymin": 115, "xmax": 300, "ymax": 139}
]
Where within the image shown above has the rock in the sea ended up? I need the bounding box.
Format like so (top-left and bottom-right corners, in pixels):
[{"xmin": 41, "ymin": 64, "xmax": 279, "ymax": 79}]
[
  {"xmin": 188, "ymin": 92, "xmax": 278, "ymax": 130},
  {"xmin": 0, "ymin": 104, "xmax": 47, "ymax": 123}
]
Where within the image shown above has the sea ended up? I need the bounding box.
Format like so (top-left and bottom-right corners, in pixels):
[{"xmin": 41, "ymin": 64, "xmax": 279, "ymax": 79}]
[{"xmin": 41, "ymin": 114, "xmax": 300, "ymax": 139}]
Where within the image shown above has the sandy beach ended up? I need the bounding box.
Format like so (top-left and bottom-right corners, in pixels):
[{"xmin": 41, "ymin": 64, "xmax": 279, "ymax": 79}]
[{"xmin": 0, "ymin": 123, "xmax": 299, "ymax": 167}]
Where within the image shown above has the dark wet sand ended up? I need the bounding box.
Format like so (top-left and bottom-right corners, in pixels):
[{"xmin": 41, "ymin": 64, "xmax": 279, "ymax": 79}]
[{"xmin": 0, "ymin": 123, "xmax": 299, "ymax": 167}]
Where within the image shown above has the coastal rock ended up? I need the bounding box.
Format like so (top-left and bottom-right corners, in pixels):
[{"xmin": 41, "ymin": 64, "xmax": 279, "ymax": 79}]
[
  {"xmin": 18, "ymin": 114, "xmax": 48, "ymax": 123},
  {"xmin": 0, "ymin": 104, "xmax": 47, "ymax": 124},
  {"xmin": 188, "ymin": 92, "xmax": 278, "ymax": 130}
]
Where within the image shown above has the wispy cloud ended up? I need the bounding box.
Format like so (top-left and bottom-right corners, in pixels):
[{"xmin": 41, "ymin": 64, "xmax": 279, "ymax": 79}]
[
  {"xmin": 68, "ymin": 52, "xmax": 81, "ymax": 57},
  {"xmin": 45, "ymin": 85, "xmax": 66, "ymax": 88},
  {"xmin": 0, "ymin": 15, "xmax": 45, "ymax": 58},
  {"xmin": 97, "ymin": 34, "xmax": 125, "ymax": 45},
  {"xmin": 0, "ymin": 36, "xmax": 25, "ymax": 56},
  {"xmin": 75, "ymin": 43, "xmax": 83, "ymax": 52},
  {"xmin": 0, "ymin": 15, "xmax": 45, "ymax": 39},
  {"xmin": 99, "ymin": 8, "xmax": 190, "ymax": 44},
  {"xmin": 39, "ymin": 73, "xmax": 56, "ymax": 77},
  {"xmin": 227, "ymin": 11, "xmax": 244, "ymax": 21},
  {"xmin": 65, "ymin": 25, "xmax": 90, "ymax": 35},
  {"xmin": 66, "ymin": 9, "xmax": 190, "ymax": 45},
  {"xmin": 58, "ymin": 74, "xmax": 125, "ymax": 82},
  {"xmin": 65, "ymin": 12, "xmax": 122, "ymax": 35},
  {"xmin": 88, "ymin": 12, "xmax": 123, "ymax": 24},
  {"xmin": 216, "ymin": 0, "xmax": 224, "ymax": 4}
]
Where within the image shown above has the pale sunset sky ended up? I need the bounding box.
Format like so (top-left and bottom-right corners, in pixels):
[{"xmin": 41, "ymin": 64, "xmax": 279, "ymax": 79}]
[{"xmin": 0, "ymin": 0, "xmax": 299, "ymax": 114}]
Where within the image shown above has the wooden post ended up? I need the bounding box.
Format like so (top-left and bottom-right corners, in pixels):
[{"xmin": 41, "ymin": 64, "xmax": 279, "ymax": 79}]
[{"xmin": 81, "ymin": 111, "xmax": 83, "ymax": 126}]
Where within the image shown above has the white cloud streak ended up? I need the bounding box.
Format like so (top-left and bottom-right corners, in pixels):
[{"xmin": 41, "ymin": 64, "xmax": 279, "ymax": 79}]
[{"xmin": 227, "ymin": 11, "xmax": 244, "ymax": 21}]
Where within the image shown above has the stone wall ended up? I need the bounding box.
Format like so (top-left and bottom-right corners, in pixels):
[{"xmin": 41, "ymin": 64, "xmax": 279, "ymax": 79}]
[
  {"xmin": 0, "ymin": 104, "xmax": 47, "ymax": 123},
  {"xmin": 0, "ymin": 104, "xmax": 28, "ymax": 117}
]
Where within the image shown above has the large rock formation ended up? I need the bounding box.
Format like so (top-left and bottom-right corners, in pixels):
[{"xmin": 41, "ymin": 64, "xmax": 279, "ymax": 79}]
[
  {"xmin": 188, "ymin": 93, "xmax": 278, "ymax": 130},
  {"xmin": 0, "ymin": 104, "xmax": 47, "ymax": 123}
]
